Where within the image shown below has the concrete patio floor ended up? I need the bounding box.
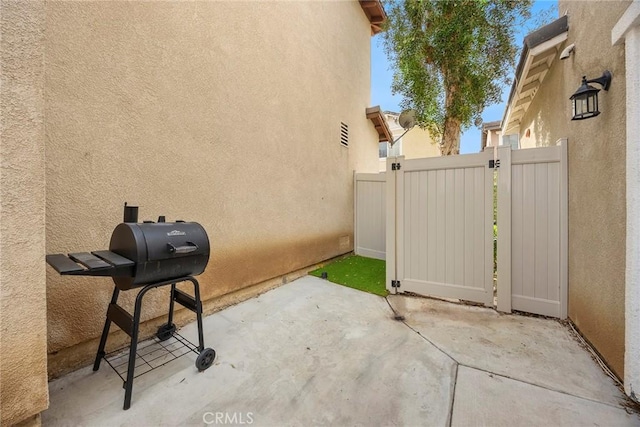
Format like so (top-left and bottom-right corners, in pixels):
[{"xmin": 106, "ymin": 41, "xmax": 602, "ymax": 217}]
[{"xmin": 43, "ymin": 276, "xmax": 639, "ymax": 426}]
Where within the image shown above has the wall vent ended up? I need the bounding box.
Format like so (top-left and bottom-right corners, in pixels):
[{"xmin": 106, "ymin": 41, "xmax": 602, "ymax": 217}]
[{"xmin": 340, "ymin": 122, "xmax": 349, "ymax": 147}]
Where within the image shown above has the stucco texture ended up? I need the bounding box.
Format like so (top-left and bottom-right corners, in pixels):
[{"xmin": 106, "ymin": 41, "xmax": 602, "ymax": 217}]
[
  {"xmin": 518, "ymin": 1, "xmax": 629, "ymax": 378},
  {"xmin": 402, "ymin": 127, "xmax": 440, "ymax": 159},
  {"xmin": 0, "ymin": 1, "xmax": 49, "ymax": 425},
  {"xmin": 44, "ymin": 2, "xmax": 378, "ymax": 374}
]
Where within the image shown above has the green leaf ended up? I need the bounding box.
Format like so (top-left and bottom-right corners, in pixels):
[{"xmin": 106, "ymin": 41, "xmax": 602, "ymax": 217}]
[{"xmin": 381, "ymin": 0, "xmax": 533, "ymax": 154}]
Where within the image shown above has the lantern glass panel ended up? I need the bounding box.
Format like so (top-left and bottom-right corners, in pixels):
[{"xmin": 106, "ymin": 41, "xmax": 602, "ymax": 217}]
[
  {"xmin": 588, "ymin": 94, "xmax": 597, "ymax": 113},
  {"xmin": 578, "ymin": 97, "xmax": 586, "ymax": 115},
  {"xmin": 574, "ymin": 96, "xmax": 587, "ymax": 117}
]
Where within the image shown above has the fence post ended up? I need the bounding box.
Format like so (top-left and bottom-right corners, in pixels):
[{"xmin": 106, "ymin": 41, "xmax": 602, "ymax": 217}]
[
  {"xmin": 559, "ymin": 139, "xmax": 568, "ymax": 319},
  {"xmin": 395, "ymin": 156, "xmax": 405, "ymax": 293},
  {"xmin": 353, "ymin": 170, "xmax": 358, "ymax": 257},
  {"xmin": 385, "ymin": 156, "xmax": 405, "ymax": 293},
  {"xmin": 385, "ymin": 157, "xmax": 396, "ymax": 293},
  {"xmin": 497, "ymin": 146, "xmax": 512, "ymax": 313}
]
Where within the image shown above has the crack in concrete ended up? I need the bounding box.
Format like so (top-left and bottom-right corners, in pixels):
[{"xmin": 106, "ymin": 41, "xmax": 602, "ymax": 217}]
[
  {"xmin": 447, "ymin": 363, "xmax": 459, "ymax": 427},
  {"xmin": 384, "ymin": 297, "xmax": 457, "ymax": 363},
  {"xmin": 384, "ymin": 296, "xmax": 460, "ymax": 427},
  {"xmin": 382, "ymin": 295, "xmax": 632, "ymax": 421},
  {"xmin": 457, "ymin": 362, "xmax": 631, "ymax": 411}
]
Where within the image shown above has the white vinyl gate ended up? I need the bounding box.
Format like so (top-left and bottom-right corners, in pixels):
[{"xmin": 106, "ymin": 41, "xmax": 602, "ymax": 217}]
[
  {"xmin": 385, "ymin": 152, "xmax": 495, "ymax": 306},
  {"xmin": 356, "ymin": 144, "xmax": 568, "ymax": 318}
]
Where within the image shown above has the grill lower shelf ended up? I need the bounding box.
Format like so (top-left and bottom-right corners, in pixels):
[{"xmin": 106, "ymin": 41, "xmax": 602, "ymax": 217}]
[
  {"xmin": 90, "ymin": 276, "xmax": 216, "ymax": 410},
  {"xmin": 103, "ymin": 331, "xmax": 199, "ymax": 381}
]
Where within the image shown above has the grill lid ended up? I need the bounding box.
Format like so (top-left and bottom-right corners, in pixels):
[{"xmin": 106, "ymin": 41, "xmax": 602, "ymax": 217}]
[
  {"xmin": 140, "ymin": 222, "xmax": 208, "ymax": 261},
  {"xmin": 109, "ymin": 222, "xmax": 209, "ymax": 262}
]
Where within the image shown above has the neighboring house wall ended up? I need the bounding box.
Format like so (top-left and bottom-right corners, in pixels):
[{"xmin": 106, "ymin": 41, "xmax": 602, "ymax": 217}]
[
  {"xmin": 481, "ymin": 121, "xmax": 503, "ymax": 151},
  {"xmin": 402, "ymin": 127, "xmax": 440, "ymax": 158},
  {"xmin": 379, "ymin": 112, "xmax": 440, "ymax": 171},
  {"xmin": 516, "ymin": 1, "xmax": 629, "ymax": 377},
  {"xmin": 44, "ymin": 2, "xmax": 378, "ymax": 378},
  {"xmin": 0, "ymin": 1, "xmax": 49, "ymax": 426},
  {"xmin": 487, "ymin": 130, "xmax": 500, "ymax": 148}
]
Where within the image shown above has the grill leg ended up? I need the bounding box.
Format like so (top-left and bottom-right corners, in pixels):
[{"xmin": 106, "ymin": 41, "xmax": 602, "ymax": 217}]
[
  {"xmin": 167, "ymin": 283, "xmax": 176, "ymax": 327},
  {"xmin": 93, "ymin": 286, "xmax": 120, "ymax": 371},
  {"xmin": 190, "ymin": 278, "xmax": 205, "ymax": 352},
  {"xmin": 123, "ymin": 284, "xmax": 152, "ymax": 410}
]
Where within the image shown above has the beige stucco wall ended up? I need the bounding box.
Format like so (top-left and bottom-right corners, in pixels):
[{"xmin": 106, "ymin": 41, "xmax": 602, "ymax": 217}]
[
  {"xmin": 44, "ymin": 1, "xmax": 378, "ymax": 375},
  {"xmin": 518, "ymin": 0, "xmax": 629, "ymax": 377},
  {"xmin": 0, "ymin": 1, "xmax": 49, "ymax": 425},
  {"xmin": 402, "ymin": 127, "xmax": 440, "ymax": 159}
]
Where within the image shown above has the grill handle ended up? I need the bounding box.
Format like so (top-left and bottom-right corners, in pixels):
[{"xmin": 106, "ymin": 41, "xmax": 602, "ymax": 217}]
[{"xmin": 167, "ymin": 242, "xmax": 199, "ymax": 254}]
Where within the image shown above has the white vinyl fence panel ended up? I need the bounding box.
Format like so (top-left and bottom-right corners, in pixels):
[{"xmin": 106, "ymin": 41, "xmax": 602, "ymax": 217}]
[
  {"xmin": 497, "ymin": 145, "xmax": 568, "ymax": 318},
  {"xmin": 354, "ymin": 173, "xmax": 386, "ymax": 260}
]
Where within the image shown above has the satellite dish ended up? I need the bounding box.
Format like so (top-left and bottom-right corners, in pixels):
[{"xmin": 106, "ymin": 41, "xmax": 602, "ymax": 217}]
[{"xmin": 398, "ymin": 110, "xmax": 417, "ymax": 130}]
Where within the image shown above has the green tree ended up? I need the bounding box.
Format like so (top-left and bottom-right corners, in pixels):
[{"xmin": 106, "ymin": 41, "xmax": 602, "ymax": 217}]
[{"xmin": 382, "ymin": 0, "xmax": 532, "ymax": 155}]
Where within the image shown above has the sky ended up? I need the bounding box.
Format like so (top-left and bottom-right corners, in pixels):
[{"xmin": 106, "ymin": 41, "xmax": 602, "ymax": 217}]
[{"xmin": 370, "ymin": 1, "xmax": 558, "ymax": 154}]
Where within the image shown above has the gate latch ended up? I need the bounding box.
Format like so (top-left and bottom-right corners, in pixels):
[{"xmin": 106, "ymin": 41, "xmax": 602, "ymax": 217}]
[
  {"xmin": 489, "ymin": 159, "xmax": 501, "ymax": 169},
  {"xmin": 391, "ymin": 163, "xmax": 401, "ymax": 171}
]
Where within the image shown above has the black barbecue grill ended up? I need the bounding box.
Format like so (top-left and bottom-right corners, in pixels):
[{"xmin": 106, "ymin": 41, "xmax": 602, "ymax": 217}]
[{"xmin": 46, "ymin": 204, "xmax": 216, "ymax": 410}]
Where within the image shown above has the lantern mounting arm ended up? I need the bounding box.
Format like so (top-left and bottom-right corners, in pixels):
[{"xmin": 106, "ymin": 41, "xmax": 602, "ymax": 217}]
[{"xmin": 584, "ymin": 70, "xmax": 612, "ymax": 91}]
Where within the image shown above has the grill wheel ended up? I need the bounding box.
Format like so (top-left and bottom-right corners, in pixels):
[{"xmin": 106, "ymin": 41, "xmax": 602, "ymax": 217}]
[
  {"xmin": 196, "ymin": 348, "xmax": 216, "ymax": 371},
  {"xmin": 156, "ymin": 323, "xmax": 176, "ymax": 342}
]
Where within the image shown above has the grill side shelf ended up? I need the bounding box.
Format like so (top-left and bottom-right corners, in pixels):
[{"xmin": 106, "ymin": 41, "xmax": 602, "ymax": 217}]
[
  {"xmin": 69, "ymin": 252, "xmax": 112, "ymax": 270},
  {"xmin": 46, "ymin": 251, "xmax": 135, "ymax": 277},
  {"xmin": 46, "ymin": 254, "xmax": 86, "ymax": 274},
  {"xmin": 92, "ymin": 250, "xmax": 135, "ymax": 268}
]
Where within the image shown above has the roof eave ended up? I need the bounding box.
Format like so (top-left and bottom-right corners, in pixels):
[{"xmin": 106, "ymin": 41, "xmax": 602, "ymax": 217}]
[
  {"xmin": 359, "ymin": 0, "xmax": 387, "ymax": 35},
  {"xmin": 502, "ymin": 15, "xmax": 569, "ymax": 135},
  {"xmin": 366, "ymin": 106, "xmax": 393, "ymax": 142}
]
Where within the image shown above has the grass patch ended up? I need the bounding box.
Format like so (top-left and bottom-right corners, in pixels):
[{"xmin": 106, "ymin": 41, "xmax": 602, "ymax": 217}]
[{"xmin": 310, "ymin": 255, "xmax": 388, "ymax": 296}]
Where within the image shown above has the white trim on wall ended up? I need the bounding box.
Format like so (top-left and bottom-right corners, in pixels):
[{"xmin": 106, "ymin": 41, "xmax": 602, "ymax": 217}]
[{"xmin": 613, "ymin": 2, "xmax": 640, "ymax": 402}]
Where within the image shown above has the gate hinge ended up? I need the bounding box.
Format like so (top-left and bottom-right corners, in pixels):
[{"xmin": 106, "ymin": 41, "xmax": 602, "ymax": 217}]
[
  {"xmin": 489, "ymin": 159, "xmax": 501, "ymax": 169},
  {"xmin": 391, "ymin": 163, "xmax": 401, "ymax": 171},
  {"xmin": 391, "ymin": 280, "xmax": 401, "ymax": 288}
]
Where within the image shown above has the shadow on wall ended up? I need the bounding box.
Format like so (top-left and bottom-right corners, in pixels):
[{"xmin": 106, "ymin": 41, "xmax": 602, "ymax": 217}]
[{"xmin": 533, "ymin": 109, "xmax": 553, "ymax": 147}]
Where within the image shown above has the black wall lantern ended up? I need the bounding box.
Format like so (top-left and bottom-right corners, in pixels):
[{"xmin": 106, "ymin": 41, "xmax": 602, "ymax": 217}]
[{"xmin": 570, "ymin": 70, "xmax": 612, "ymax": 120}]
